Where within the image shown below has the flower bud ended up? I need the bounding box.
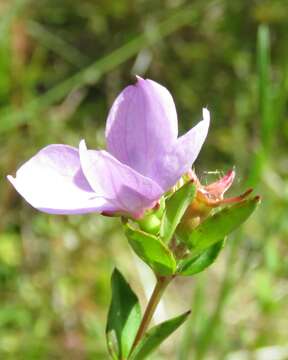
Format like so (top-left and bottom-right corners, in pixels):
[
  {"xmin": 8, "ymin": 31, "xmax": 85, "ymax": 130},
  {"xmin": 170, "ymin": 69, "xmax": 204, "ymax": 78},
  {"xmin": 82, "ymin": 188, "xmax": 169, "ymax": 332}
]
[
  {"xmin": 178, "ymin": 169, "xmax": 253, "ymax": 234},
  {"xmin": 137, "ymin": 213, "xmax": 162, "ymax": 235}
]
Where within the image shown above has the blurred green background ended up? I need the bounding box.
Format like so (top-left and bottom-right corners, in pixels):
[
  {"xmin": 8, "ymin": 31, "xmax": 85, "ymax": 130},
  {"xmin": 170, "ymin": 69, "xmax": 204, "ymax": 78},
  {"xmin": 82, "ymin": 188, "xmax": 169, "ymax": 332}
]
[{"xmin": 1, "ymin": 0, "xmax": 288, "ymax": 359}]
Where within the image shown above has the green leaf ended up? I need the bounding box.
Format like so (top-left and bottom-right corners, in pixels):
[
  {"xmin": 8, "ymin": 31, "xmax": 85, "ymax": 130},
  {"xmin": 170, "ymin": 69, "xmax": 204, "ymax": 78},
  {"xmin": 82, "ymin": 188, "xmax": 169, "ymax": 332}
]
[
  {"xmin": 184, "ymin": 197, "xmax": 260, "ymax": 254},
  {"xmin": 125, "ymin": 225, "xmax": 176, "ymax": 276},
  {"xmin": 106, "ymin": 269, "xmax": 141, "ymax": 360},
  {"xmin": 130, "ymin": 311, "xmax": 190, "ymax": 360},
  {"xmin": 160, "ymin": 181, "xmax": 196, "ymax": 243},
  {"xmin": 178, "ymin": 240, "xmax": 224, "ymax": 276}
]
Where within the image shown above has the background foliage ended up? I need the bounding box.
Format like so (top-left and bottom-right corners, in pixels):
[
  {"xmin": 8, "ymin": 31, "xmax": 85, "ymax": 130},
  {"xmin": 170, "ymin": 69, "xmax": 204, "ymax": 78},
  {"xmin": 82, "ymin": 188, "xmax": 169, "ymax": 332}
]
[{"xmin": 0, "ymin": 0, "xmax": 288, "ymax": 358}]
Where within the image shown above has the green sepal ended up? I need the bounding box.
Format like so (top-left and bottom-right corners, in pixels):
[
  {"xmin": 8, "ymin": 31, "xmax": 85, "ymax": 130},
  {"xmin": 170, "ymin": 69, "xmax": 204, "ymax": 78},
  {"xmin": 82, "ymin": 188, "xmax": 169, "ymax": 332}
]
[
  {"xmin": 177, "ymin": 240, "xmax": 224, "ymax": 276},
  {"xmin": 125, "ymin": 224, "xmax": 177, "ymax": 276},
  {"xmin": 182, "ymin": 197, "xmax": 260, "ymax": 254},
  {"xmin": 106, "ymin": 268, "xmax": 141, "ymax": 360},
  {"xmin": 129, "ymin": 311, "xmax": 190, "ymax": 360},
  {"xmin": 160, "ymin": 181, "xmax": 196, "ymax": 243}
]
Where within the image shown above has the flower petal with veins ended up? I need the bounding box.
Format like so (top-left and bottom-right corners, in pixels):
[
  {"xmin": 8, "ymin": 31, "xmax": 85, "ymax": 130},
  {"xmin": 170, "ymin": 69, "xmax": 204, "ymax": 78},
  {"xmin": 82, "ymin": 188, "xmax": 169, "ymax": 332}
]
[
  {"xmin": 151, "ymin": 108, "xmax": 210, "ymax": 190},
  {"xmin": 79, "ymin": 140, "xmax": 163, "ymax": 218},
  {"xmin": 106, "ymin": 77, "xmax": 178, "ymax": 178},
  {"xmin": 7, "ymin": 145, "xmax": 115, "ymax": 214}
]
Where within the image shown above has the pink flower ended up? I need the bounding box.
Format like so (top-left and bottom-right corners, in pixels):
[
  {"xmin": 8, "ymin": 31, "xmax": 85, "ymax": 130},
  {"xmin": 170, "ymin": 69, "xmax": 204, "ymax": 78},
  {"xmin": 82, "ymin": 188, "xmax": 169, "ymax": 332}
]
[{"xmin": 7, "ymin": 77, "xmax": 209, "ymax": 218}]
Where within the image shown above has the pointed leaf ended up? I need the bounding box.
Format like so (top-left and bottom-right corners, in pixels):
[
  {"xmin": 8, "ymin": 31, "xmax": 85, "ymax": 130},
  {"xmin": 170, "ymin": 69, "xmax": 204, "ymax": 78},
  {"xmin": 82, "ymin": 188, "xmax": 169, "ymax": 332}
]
[
  {"xmin": 178, "ymin": 240, "xmax": 224, "ymax": 276},
  {"xmin": 160, "ymin": 181, "xmax": 196, "ymax": 243},
  {"xmin": 106, "ymin": 269, "xmax": 141, "ymax": 359},
  {"xmin": 125, "ymin": 225, "xmax": 176, "ymax": 276},
  {"xmin": 185, "ymin": 197, "xmax": 260, "ymax": 253},
  {"xmin": 130, "ymin": 311, "xmax": 190, "ymax": 360}
]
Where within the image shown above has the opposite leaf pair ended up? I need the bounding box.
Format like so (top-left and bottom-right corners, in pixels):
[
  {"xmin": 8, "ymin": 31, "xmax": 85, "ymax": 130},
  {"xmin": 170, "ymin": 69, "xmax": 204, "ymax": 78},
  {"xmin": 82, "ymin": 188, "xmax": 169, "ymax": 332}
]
[
  {"xmin": 106, "ymin": 269, "xmax": 189, "ymax": 360},
  {"xmin": 126, "ymin": 180, "xmax": 260, "ymax": 278}
]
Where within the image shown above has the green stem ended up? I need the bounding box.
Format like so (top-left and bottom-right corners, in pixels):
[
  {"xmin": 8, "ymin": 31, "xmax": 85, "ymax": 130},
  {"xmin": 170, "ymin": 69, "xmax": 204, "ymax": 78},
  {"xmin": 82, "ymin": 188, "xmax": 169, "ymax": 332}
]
[{"xmin": 130, "ymin": 275, "xmax": 173, "ymax": 355}]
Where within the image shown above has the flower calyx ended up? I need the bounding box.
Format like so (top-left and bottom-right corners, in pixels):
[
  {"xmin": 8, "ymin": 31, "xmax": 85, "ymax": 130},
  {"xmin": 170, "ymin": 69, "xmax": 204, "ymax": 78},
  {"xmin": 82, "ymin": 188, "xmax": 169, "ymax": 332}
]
[{"xmin": 179, "ymin": 169, "xmax": 253, "ymax": 230}]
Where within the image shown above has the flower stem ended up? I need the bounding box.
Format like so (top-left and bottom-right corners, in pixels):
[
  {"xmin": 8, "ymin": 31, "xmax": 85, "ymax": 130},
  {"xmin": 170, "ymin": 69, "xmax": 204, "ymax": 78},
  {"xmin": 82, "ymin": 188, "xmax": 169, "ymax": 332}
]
[{"xmin": 130, "ymin": 275, "xmax": 173, "ymax": 355}]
